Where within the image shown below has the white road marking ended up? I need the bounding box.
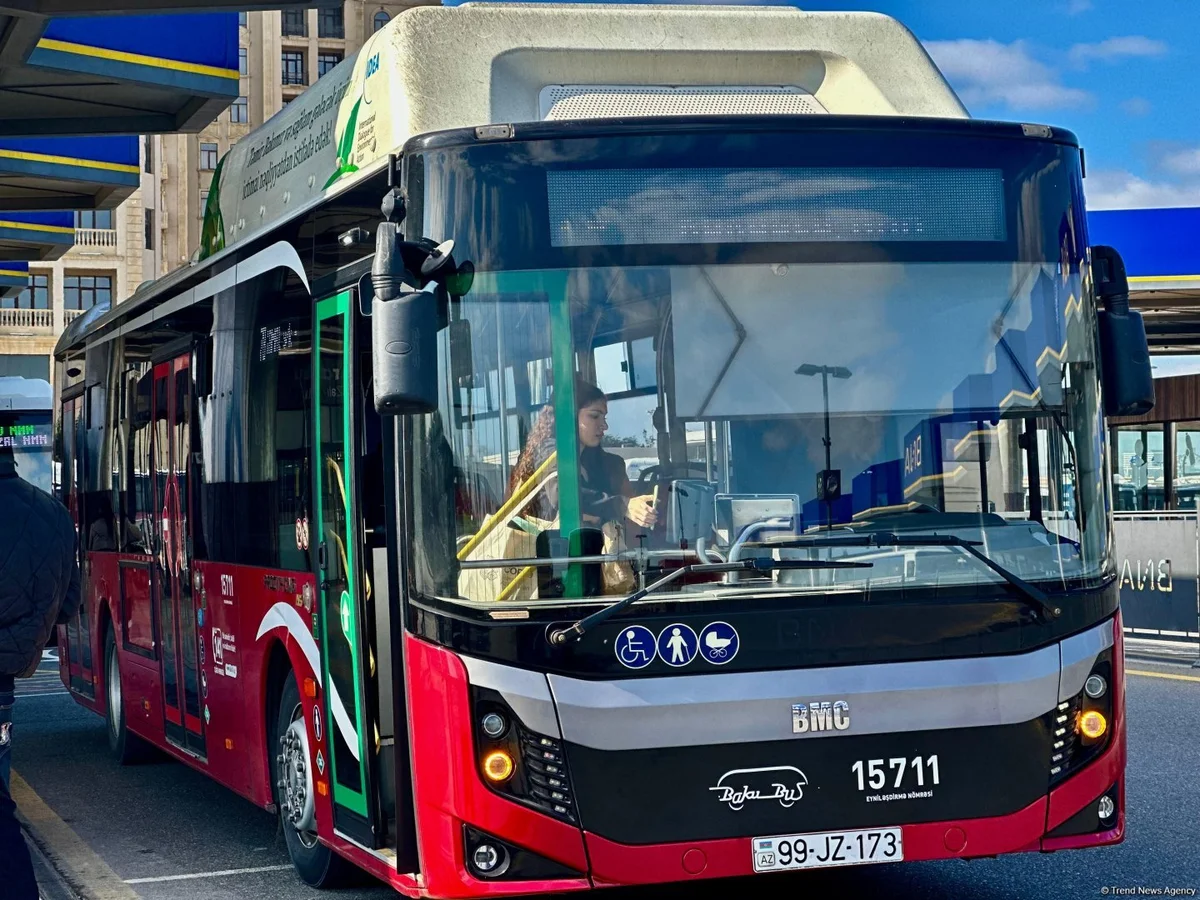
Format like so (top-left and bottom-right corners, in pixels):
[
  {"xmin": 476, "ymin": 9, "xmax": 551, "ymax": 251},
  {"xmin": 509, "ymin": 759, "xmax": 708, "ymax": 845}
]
[{"xmin": 124, "ymin": 865, "xmax": 294, "ymax": 885}]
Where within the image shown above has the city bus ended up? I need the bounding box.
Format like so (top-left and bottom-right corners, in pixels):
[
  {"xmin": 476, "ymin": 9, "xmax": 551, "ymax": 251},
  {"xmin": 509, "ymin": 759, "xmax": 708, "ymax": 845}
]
[
  {"xmin": 0, "ymin": 375, "xmax": 52, "ymax": 495},
  {"xmin": 52, "ymin": 4, "xmax": 1152, "ymax": 895}
]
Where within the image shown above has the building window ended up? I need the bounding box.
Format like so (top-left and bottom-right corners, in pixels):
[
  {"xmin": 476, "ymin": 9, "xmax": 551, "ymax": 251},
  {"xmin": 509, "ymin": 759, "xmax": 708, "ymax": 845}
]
[
  {"xmin": 2, "ymin": 274, "xmax": 50, "ymax": 310},
  {"xmin": 238, "ymin": 11, "xmax": 247, "ymax": 27},
  {"xmin": 200, "ymin": 142, "xmax": 219, "ymax": 170},
  {"xmin": 282, "ymin": 51, "xmax": 307, "ymax": 86},
  {"xmin": 200, "ymin": 190, "xmax": 210, "ymax": 215},
  {"xmin": 281, "ymin": 8, "xmax": 307, "ymax": 36},
  {"xmin": 64, "ymin": 274, "xmax": 113, "ymax": 311},
  {"xmin": 143, "ymin": 135, "xmax": 153, "ymax": 174},
  {"xmin": 239, "ymin": 47, "xmax": 248, "ymax": 76},
  {"xmin": 318, "ymin": 5, "xmax": 344, "ymax": 38},
  {"xmin": 144, "ymin": 209, "xmax": 154, "ymax": 251},
  {"xmin": 318, "ymin": 52, "xmax": 342, "ymax": 78},
  {"xmin": 1114, "ymin": 424, "xmax": 1165, "ymax": 512},
  {"xmin": 373, "ymin": 10, "xmax": 389, "ymax": 32},
  {"xmin": 231, "ymin": 96, "xmax": 248, "ymax": 123},
  {"xmin": 75, "ymin": 209, "xmax": 113, "ymax": 230}
]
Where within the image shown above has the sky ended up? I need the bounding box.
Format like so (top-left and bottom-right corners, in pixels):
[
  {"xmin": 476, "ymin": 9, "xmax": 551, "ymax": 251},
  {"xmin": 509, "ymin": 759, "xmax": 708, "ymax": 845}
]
[{"xmin": 446, "ymin": 0, "xmax": 1200, "ymax": 211}]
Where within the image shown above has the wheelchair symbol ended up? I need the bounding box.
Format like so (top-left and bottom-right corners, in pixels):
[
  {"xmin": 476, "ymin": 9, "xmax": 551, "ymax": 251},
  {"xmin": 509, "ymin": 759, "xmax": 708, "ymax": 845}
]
[{"xmin": 614, "ymin": 625, "xmax": 656, "ymax": 669}]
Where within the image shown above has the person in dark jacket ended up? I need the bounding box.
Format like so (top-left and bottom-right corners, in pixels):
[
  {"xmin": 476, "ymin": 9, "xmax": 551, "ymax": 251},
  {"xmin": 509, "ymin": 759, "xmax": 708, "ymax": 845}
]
[{"xmin": 0, "ymin": 444, "xmax": 81, "ymax": 899}]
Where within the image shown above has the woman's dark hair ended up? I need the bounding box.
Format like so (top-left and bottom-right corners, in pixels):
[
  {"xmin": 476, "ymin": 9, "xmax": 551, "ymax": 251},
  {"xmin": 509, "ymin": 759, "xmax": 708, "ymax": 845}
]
[{"xmin": 507, "ymin": 376, "xmax": 606, "ymax": 517}]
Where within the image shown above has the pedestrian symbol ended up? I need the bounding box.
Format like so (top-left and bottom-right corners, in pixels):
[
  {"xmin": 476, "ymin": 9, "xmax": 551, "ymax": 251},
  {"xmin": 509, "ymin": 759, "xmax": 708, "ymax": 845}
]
[
  {"xmin": 699, "ymin": 621, "xmax": 739, "ymax": 665},
  {"xmin": 656, "ymin": 623, "xmax": 698, "ymax": 667},
  {"xmin": 614, "ymin": 625, "xmax": 656, "ymax": 669}
]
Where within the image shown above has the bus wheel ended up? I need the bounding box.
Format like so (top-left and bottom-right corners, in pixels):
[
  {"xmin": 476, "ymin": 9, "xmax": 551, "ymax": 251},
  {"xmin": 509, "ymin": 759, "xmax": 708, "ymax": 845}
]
[
  {"xmin": 103, "ymin": 627, "xmax": 152, "ymax": 764},
  {"xmin": 273, "ymin": 675, "xmax": 352, "ymax": 887}
]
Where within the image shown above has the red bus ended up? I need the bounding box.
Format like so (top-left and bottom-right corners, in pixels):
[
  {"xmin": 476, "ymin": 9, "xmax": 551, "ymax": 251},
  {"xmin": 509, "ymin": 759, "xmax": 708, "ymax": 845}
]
[{"xmin": 52, "ymin": 5, "xmax": 1151, "ymax": 896}]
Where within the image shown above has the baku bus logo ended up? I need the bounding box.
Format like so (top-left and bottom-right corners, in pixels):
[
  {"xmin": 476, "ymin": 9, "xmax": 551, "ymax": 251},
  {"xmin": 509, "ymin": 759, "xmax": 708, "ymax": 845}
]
[{"xmin": 709, "ymin": 766, "xmax": 809, "ymax": 811}]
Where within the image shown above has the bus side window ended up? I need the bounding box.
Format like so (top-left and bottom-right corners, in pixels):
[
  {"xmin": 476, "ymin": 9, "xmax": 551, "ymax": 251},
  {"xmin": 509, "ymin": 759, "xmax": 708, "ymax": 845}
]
[{"xmin": 126, "ymin": 368, "xmax": 154, "ymax": 553}]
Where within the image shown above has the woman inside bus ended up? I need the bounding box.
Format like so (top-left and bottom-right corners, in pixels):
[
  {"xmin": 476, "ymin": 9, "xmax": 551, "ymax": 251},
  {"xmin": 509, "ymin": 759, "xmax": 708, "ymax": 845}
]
[{"xmin": 507, "ymin": 377, "xmax": 657, "ymax": 531}]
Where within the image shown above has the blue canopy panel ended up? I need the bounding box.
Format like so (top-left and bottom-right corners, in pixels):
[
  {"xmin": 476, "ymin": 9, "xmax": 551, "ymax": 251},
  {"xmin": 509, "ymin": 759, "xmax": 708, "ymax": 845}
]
[
  {"xmin": 1088, "ymin": 207, "xmax": 1200, "ymax": 291},
  {"xmin": 0, "ymin": 13, "xmax": 238, "ymax": 136},
  {"xmin": 0, "ymin": 136, "xmax": 138, "ymax": 211},
  {"xmin": 0, "ymin": 211, "xmax": 74, "ymax": 261},
  {"xmin": 0, "ymin": 260, "xmax": 29, "ymax": 300}
]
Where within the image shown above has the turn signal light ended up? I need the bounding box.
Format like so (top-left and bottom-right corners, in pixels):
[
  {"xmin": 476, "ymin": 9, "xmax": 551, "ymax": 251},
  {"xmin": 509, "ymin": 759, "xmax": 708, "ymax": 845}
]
[
  {"xmin": 483, "ymin": 750, "xmax": 515, "ymax": 783},
  {"xmin": 1078, "ymin": 710, "xmax": 1107, "ymax": 739},
  {"xmin": 303, "ymin": 677, "xmax": 318, "ymax": 699}
]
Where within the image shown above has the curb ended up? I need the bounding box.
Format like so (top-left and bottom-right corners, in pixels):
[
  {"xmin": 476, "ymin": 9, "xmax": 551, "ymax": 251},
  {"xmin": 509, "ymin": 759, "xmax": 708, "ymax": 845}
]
[
  {"xmin": 25, "ymin": 831, "xmax": 81, "ymax": 900},
  {"xmin": 10, "ymin": 771, "xmax": 140, "ymax": 900}
]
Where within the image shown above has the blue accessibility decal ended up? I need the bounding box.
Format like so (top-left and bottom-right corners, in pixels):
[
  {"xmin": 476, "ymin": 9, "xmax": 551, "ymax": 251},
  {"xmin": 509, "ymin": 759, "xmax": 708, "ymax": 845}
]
[
  {"xmin": 699, "ymin": 621, "xmax": 739, "ymax": 665},
  {"xmin": 614, "ymin": 625, "xmax": 657, "ymax": 669},
  {"xmin": 657, "ymin": 623, "xmax": 699, "ymax": 667}
]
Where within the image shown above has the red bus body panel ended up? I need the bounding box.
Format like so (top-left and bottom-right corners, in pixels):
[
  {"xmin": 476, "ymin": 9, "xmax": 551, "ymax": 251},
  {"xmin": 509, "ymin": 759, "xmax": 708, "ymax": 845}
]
[{"xmin": 64, "ymin": 556, "xmax": 1126, "ymax": 897}]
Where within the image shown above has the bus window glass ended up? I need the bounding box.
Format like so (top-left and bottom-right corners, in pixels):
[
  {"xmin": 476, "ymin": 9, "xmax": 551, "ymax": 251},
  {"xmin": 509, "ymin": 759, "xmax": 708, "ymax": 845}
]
[
  {"xmin": 127, "ymin": 367, "xmax": 154, "ymax": 552},
  {"xmin": 197, "ymin": 279, "xmax": 312, "ymax": 571},
  {"xmin": 410, "ymin": 128, "xmax": 1108, "ymax": 608}
]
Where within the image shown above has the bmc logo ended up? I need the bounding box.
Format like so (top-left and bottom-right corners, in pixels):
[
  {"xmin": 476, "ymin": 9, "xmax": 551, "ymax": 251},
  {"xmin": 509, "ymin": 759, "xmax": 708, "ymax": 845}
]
[{"xmin": 792, "ymin": 700, "xmax": 851, "ymax": 734}]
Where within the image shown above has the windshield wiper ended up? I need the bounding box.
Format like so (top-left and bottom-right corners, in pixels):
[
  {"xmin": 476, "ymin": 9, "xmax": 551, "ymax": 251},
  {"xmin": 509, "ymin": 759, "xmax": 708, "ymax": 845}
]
[
  {"xmin": 758, "ymin": 532, "xmax": 1061, "ymax": 620},
  {"xmin": 548, "ymin": 557, "xmax": 873, "ymax": 645}
]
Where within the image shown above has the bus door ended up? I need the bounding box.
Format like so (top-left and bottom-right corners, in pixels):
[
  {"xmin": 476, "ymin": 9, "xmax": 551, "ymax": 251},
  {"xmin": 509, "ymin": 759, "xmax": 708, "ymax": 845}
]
[
  {"xmin": 313, "ymin": 292, "xmax": 382, "ymax": 848},
  {"xmin": 59, "ymin": 390, "xmax": 94, "ymax": 698},
  {"xmin": 151, "ymin": 354, "xmax": 206, "ymax": 758}
]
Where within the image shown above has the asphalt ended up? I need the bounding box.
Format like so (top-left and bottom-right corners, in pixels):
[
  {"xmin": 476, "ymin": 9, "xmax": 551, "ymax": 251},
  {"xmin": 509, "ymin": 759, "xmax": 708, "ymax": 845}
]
[{"xmin": 9, "ymin": 642, "xmax": 1200, "ymax": 900}]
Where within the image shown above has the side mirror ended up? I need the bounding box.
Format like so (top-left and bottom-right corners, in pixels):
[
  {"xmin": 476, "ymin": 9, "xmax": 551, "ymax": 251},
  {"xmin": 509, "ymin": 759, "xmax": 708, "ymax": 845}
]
[
  {"xmin": 1093, "ymin": 244, "xmax": 1155, "ymax": 417},
  {"xmin": 371, "ymin": 222, "xmax": 438, "ymax": 415}
]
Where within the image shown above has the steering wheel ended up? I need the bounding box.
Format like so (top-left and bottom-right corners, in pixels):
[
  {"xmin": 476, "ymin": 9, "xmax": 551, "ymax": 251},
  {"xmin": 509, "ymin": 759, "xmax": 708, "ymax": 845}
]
[{"xmin": 635, "ymin": 462, "xmax": 711, "ymax": 489}]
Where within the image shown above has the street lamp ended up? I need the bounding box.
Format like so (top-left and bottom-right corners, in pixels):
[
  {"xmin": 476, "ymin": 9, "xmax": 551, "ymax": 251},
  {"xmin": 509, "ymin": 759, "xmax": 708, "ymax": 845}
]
[{"xmin": 795, "ymin": 363, "xmax": 853, "ymax": 530}]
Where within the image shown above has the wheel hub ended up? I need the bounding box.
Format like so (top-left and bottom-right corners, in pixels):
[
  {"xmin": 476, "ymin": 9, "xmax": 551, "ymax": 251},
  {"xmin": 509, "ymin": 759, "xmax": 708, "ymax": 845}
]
[
  {"xmin": 107, "ymin": 643, "xmax": 121, "ymax": 732},
  {"xmin": 277, "ymin": 715, "xmax": 317, "ymax": 841}
]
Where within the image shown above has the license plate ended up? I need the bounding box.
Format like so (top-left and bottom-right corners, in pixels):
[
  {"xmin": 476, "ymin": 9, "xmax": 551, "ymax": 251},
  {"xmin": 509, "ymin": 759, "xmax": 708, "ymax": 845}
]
[{"xmin": 752, "ymin": 827, "xmax": 903, "ymax": 872}]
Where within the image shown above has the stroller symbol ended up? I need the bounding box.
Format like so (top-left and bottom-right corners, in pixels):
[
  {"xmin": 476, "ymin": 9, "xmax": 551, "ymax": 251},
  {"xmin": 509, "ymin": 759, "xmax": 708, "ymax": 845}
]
[{"xmin": 700, "ymin": 622, "xmax": 739, "ymax": 665}]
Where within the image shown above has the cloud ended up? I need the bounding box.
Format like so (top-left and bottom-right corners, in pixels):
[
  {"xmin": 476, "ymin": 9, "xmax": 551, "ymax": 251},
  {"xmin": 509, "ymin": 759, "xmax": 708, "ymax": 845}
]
[
  {"xmin": 1068, "ymin": 36, "xmax": 1168, "ymax": 68},
  {"xmin": 925, "ymin": 39, "xmax": 1091, "ymax": 111},
  {"xmin": 1085, "ymin": 169, "xmax": 1200, "ymax": 210},
  {"xmin": 1156, "ymin": 146, "xmax": 1200, "ymax": 177},
  {"xmin": 1120, "ymin": 97, "xmax": 1152, "ymax": 116},
  {"xmin": 1066, "ymin": 0, "xmax": 1093, "ymax": 12}
]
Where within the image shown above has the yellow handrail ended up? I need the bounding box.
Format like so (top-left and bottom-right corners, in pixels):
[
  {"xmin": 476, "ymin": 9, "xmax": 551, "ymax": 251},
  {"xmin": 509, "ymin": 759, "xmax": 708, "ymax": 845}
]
[{"xmin": 457, "ymin": 451, "xmax": 557, "ymax": 561}]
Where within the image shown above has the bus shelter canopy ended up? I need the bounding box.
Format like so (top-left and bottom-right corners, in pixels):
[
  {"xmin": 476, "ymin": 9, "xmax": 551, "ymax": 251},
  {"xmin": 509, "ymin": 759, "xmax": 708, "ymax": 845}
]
[
  {"xmin": 0, "ymin": 210, "xmax": 73, "ymax": 260},
  {"xmin": 0, "ymin": 135, "xmax": 138, "ymax": 210},
  {"xmin": 0, "ymin": 259, "xmax": 28, "ymax": 298},
  {"xmin": 0, "ymin": 12, "xmax": 240, "ymax": 135},
  {"xmin": 1090, "ymin": 207, "xmax": 1200, "ymax": 355}
]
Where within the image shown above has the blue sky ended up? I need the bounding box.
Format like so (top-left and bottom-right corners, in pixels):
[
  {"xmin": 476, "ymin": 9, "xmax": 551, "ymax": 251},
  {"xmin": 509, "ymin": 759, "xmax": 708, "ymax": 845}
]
[{"xmin": 447, "ymin": 0, "xmax": 1199, "ymax": 210}]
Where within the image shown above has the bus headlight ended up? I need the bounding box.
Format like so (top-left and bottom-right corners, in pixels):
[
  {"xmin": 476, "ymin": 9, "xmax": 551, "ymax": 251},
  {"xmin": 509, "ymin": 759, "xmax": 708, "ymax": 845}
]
[
  {"xmin": 1078, "ymin": 710, "xmax": 1107, "ymax": 740},
  {"xmin": 482, "ymin": 750, "xmax": 514, "ymax": 783}
]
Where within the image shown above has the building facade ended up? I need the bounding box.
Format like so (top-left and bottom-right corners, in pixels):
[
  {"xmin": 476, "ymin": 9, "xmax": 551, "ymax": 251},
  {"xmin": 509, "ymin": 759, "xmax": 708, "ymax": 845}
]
[{"xmin": 0, "ymin": 1, "xmax": 433, "ymax": 381}]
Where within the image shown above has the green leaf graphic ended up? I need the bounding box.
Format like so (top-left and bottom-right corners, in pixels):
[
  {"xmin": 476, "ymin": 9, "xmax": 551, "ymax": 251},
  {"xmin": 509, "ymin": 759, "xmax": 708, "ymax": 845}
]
[
  {"xmin": 324, "ymin": 96, "xmax": 362, "ymax": 189},
  {"xmin": 199, "ymin": 155, "xmax": 226, "ymax": 260}
]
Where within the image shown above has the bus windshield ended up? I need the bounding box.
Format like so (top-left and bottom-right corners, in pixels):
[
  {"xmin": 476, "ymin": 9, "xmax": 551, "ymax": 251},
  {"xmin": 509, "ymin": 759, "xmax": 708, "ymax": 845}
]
[
  {"xmin": 1, "ymin": 410, "xmax": 53, "ymax": 494},
  {"xmin": 408, "ymin": 123, "xmax": 1109, "ymax": 608}
]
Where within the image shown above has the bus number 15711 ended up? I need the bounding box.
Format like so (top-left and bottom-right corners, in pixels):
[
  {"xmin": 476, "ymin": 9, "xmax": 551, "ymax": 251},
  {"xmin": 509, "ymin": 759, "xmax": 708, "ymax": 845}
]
[{"xmin": 851, "ymin": 756, "xmax": 940, "ymax": 791}]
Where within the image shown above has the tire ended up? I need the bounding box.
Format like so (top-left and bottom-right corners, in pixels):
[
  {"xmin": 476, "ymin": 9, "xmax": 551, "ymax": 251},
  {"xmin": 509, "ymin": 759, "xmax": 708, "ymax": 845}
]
[
  {"xmin": 273, "ymin": 674, "xmax": 354, "ymax": 888},
  {"xmin": 103, "ymin": 627, "xmax": 153, "ymax": 764}
]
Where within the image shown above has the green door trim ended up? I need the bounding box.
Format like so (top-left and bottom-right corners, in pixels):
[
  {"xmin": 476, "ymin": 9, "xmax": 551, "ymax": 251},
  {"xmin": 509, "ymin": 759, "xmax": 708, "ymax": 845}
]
[{"xmin": 314, "ymin": 290, "xmax": 370, "ymax": 820}]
